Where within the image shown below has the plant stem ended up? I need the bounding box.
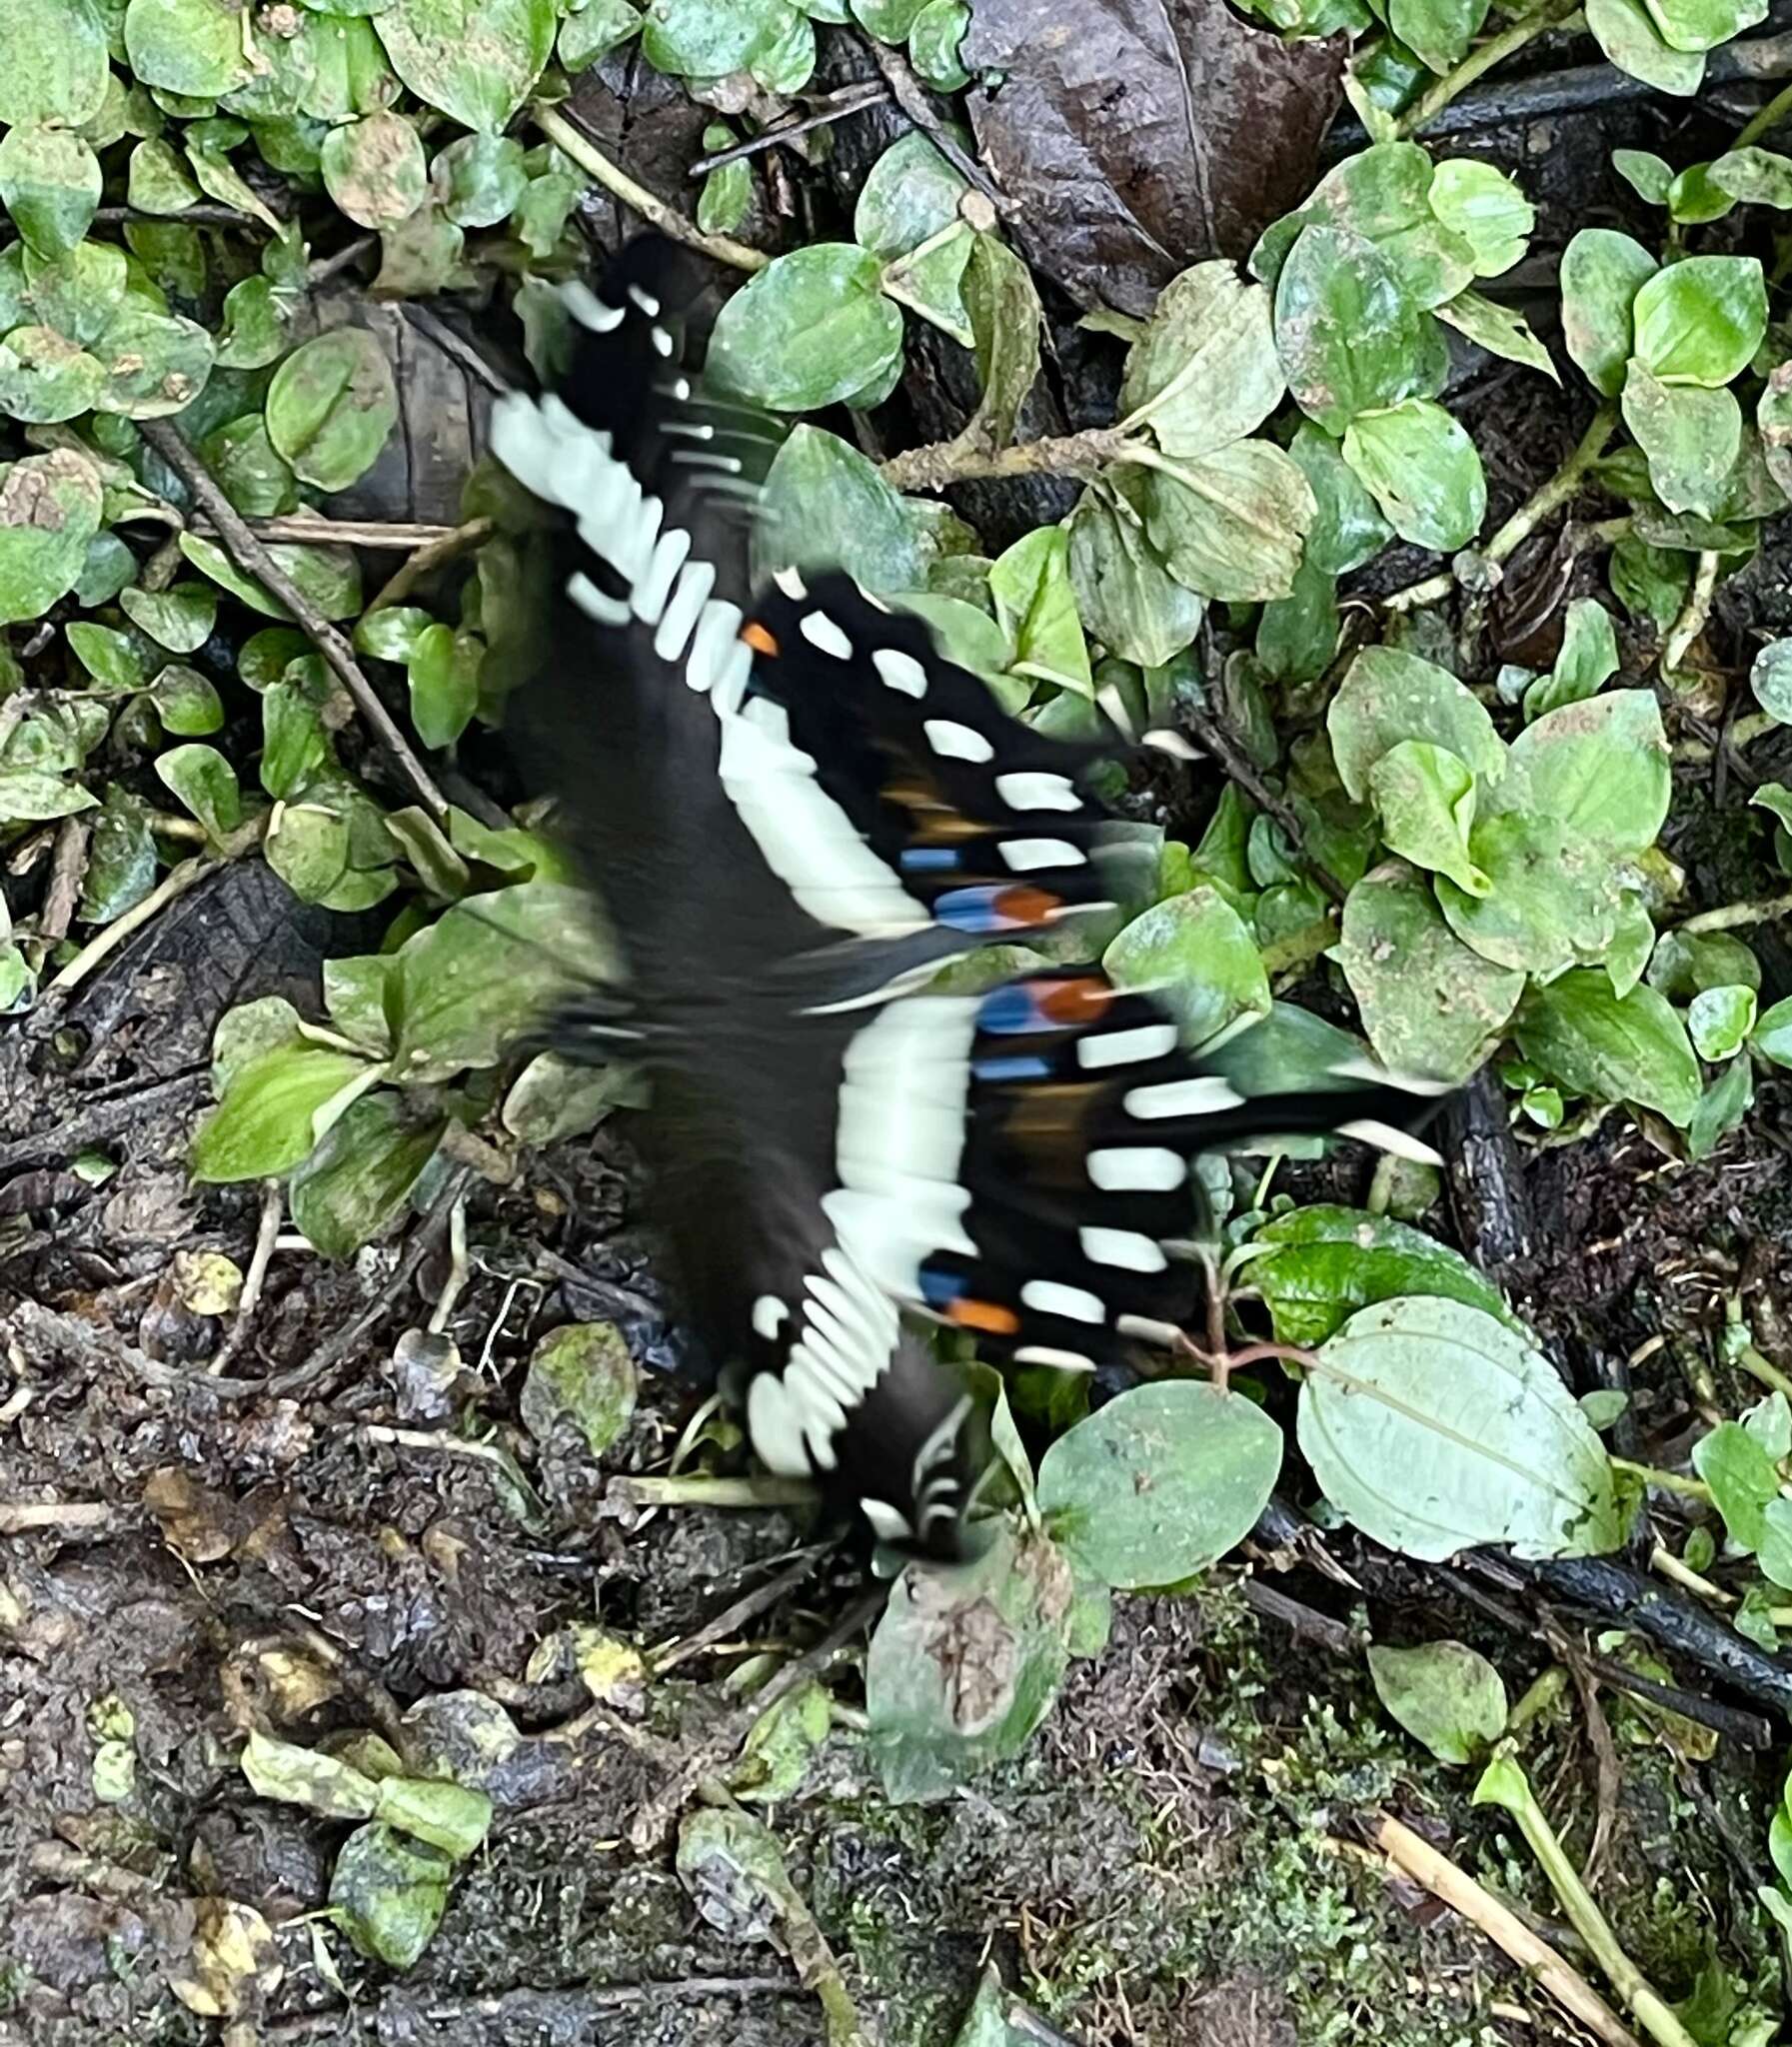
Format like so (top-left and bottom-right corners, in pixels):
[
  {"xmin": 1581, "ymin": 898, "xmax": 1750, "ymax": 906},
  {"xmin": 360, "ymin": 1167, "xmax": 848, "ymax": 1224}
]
[
  {"xmin": 1661, "ymin": 549, "xmax": 1720, "ymax": 686},
  {"xmin": 1383, "ymin": 401, "xmax": 1619, "ymax": 612},
  {"xmin": 1394, "ymin": 4, "xmax": 1586, "ymax": 139},
  {"xmin": 533, "ymin": 104, "xmax": 768, "ymax": 274},
  {"xmin": 614, "ymin": 1474, "xmax": 821, "ymax": 1509},
  {"xmin": 1473, "ymin": 1753, "xmax": 1699, "ymax": 2047},
  {"xmin": 1610, "ymin": 1457, "xmax": 1711, "ymax": 1501},
  {"xmin": 879, "ymin": 424, "xmax": 1128, "ymax": 493},
  {"xmin": 1734, "ymin": 1339, "xmax": 1792, "ymax": 1400},
  {"xmin": 1737, "ymin": 76, "xmax": 1792, "ymax": 148},
  {"xmin": 1675, "ymin": 889, "xmax": 1792, "ymax": 935}
]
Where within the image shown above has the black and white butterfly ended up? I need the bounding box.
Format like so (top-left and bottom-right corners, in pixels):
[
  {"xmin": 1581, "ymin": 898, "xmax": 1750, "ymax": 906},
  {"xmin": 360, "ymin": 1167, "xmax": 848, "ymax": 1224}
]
[{"xmin": 488, "ymin": 236, "xmax": 1442, "ymax": 1559}]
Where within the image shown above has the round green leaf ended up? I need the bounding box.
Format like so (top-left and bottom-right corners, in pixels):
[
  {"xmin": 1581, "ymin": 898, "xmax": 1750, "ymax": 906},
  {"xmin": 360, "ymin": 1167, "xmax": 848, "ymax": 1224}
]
[
  {"xmin": 520, "ymin": 1320, "xmax": 637, "ymax": 1459},
  {"xmin": 1342, "ymin": 398, "xmax": 1486, "ymax": 552},
  {"xmin": 1300, "ymin": 1294, "xmax": 1623, "ymax": 1560},
  {"xmin": 1287, "ymin": 420, "xmax": 1393, "ymax": 575},
  {"xmin": 1622, "ymin": 360, "xmax": 1740, "ymax": 520},
  {"xmin": 0, "ymin": 126, "xmax": 100, "ymax": 258},
  {"xmin": 708, "ymin": 244, "xmax": 903, "ymax": 414},
  {"xmin": 374, "ymin": 0, "xmax": 556, "ymax": 131},
  {"xmin": 1067, "ymin": 480, "xmax": 1205, "ymax": 670},
  {"xmin": 1038, "ymin": 1382, "xmax": 1282, "ymax": 1591},
  {"xmin": 330, "ymin": 1823, "xmax": 451, "ymax": 1969},
  {"xmin": 432, "ymin": 131, "xmax": 527, "ymax": 228},
  {"xmin": 1367, "ymin": 1640, "xmax": 1507, "ymax": 1764},
  {"xmin": 1641, "ymin": 0, "xmax": 1764, "ymax": 52},
  {"xmin": 321, "ymin": 108, "xmax": 427, "ymax": 229},
  {"xmin": 908, "ymin": 0, "xmax": 969, "ymax": 87},
  {"xmin": 642, "ymin": 0, "xmax": 795, "ymax": 72},
  {"xmin": 1502, "ymin": 688, "xmax": 1670, "ymax": 857},
  {"xmin": 123, "ymin": 0, "xmax": 253, "ymax": 95},
  {"xmin": 406, "ymin": 623, "xmax": 482, "ymax": 748},
  {"xmin": 0, "ymin": 447, "xmax": 103, "ymax": 625},
  {"xmin": 120, "ymin": 580, "xmax": 217, "ymax": 653},
  {"xmin": 1273, "ymin": 223, "xmax": 1446, "ymax": 437},
  {"xmin": 0, "ymin": 0, "xmax": 110, "ymax": 128},
  {"xmin": 0, "ymin": 327, "xmax": 105, "ymax": 424},
  {"xmin": 199, "ymin": 412, "xmax": 298, "ymax": 517},
  {"xmin": 289, "ymin": 1091, "xmax": 445, "ymax": 1255},
  {"xmin": 855, "ymin": 130, "xmax": 964, "ymax": 260},
  {"xmin": 757, "ymin": 423, "xmax": 926, "ymax": 595},
  {"xmin": 1326, "ymin": 645, "xmax": 1504, "ymax": 802},
  {"xmin": 560, "ymin": 0, "xmax": 643, "ymax": 69},
  {"xmin": 1103, "ymin": 883, "xmax": 1270, "ymax": 1048},
  {"xmin": 1688, "ymin": 983, "xmax": 1756, "ymax": 1060},
  {"xmin": 1632, "ymin": 255, "xmax": 1766, "ymax": 387},
  {"xmin": 94, "ymin": 306, "xmax": 216, "ymax": 418},
  {"xmin": 1427, "ymin": 159, "xmax": 1532, "ymax": 279},
  {"xmin": 1387, "ymin": 0, "xmax": 1487, "ymax": 69},
  {"xmin": 1752, "ymin": 639, "xmax": 1792, "ymax": 723},
  {"xmin": 180, "ymin": 533, "xmax": 363, "ymax": 620},
  {"xmin": 1367, "ymin": 740, "xmax": 1486, "ymax": 895},
  {"xmin": 1559, "ymin": 228, "xmax": 1658, "ymax": 397},
  {"xmin": 267, "ymin": 328, "xmax": 398, "ymax": 492},
  {"xmin": 1117, "ymin": 262, "xmax": 1284, "ymax": 458},
  {"xmin": 1139, "ymin": 441, "xmax": 1314, "ymax": 604},
  {"xmin": 1514, "ymin": 971, "xmax": 1701, "ymax": 1126},
  {"xmin": 151, "ymin": 664, "xmax": 225, "ymax": 735},
  {"xmin": 1585, "ymin": 0, "xmax": 1704, "ymax": 92}
]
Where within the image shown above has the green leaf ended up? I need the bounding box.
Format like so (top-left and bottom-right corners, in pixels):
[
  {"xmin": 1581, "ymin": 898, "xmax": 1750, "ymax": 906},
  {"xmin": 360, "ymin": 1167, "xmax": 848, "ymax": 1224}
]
[
  {"xmin": 406, "ymin": 623, "xmax": 482, "ymax": 748},
  {"xmin": 199, "ymin": 413, "xmax": 297, "ymax": 516},
  {"xmin": 66, "ymin": 621, "xmax": 151, "ymax": 690},
  {"xmin": 1632, "ymin": 256, "xmax": 1766, "ymax": 386},
  {"xmin": 1612, "ymin": 149, "xmax": 1675, "ymax": 204},
  {"xmin": 908, "ymin": 0, "xmax": 969, "ymax": 87},
  {"xmin": 1342, "ymin": 398, "xmax": 1485, "ymax": 552},
  {"xmin": 267, "ymin": 329, "xmax": 399, "ymax": 493},
  {"xmin": 1435, "ymin": 289, "xmax": 1558, "ymax": 383},
  {"xmin": 1288, "ymin": 420, "xmax": 1393, "ymax": 575},
  {"xmin": 1707, "ymin": 146, "xmax": 1792, "ymax": 209},
  {"xmin": 1559, "ymin": 229, "xmax": 1658, "ymax": 396},
  {"xmin": 988, "ymin": 527, "xmax": 1089, "ymax": 693},
  {"xmin": 1256, "ymin": 557, "xmax": 1338, "ymax": 684},
  {"xmin": 80, "ymin": 788, "xmax": 157, "ymax": 922},
  {"xmin": 1300, "ymin": 1294, "xmax": 1623, "ymax": 1560},
  {"xmin": 1387, "ymin": 0, "xmax": 1487, "ymax": 69},
  {"xmin": 1427, "ymin": 159, "xmax": 1531, "ymax": 278},
  {"xmin": 1690, "ymin": 1419, "xmax": 1778, "ymax": 1552},
  {"xmin": 1138, "ymin": 441, "xmax": 1314, "ymax": 604},
  {"xmin": 241, "ymin": 1729, "xmax": 379, "ymax": 1819},
  {"xmin": 1273, "ymin": 223, "xmax": 1446, "ymax": 437},
  {"xmin": 259, "ymin": 680, "xmax": 330, "ymax": 798},
  {"xmin": 1038, "ymin": 1382, "xmax": 1282, "ymax": 1590},
  {"xmin": 642, "ymin": 0, "xmax": 797, "ymax": 73},
  {"xmin": 696, "ymin": 133, "xmax": 750, "ymax": 239},
  {"xmin": 1336, "ymin": 860, "xmax": 1524, "ymax": 1080},
  {"xmin": 1685, "ymin": 1052, "xmax": 1752, "ymax": 1162},
  {"xmin": 708, "ymin": 243, "xmax": 903, "ymax": 415},
  {"xmin": 1066, "ymin": 482, "xmax": 1204, "ymax": 671},
  {"xmin": 866, "ymin": 1526, "xmax": 1072, "ymax": 1802},
  {"xmin": 1327, "ymin": 645, "xmax": 1504, "ymax": 802},
  {"xmin": 123, "ymin": 0, "xmax": 251, "ymax": 97},
  {"xmin": 1752, "ymin": 640, "xmax": 1792, "ymax": 722},
  {"xmin": 1524, "ymin": 598, "xmax": 1618, "ymax": 722},
  {"xmin": 151, "ymin": 663, "xmax": 224, "ymax": 735},
  {"xmin": 1641, "ymin": 0, "xmax": 1764, "ymax": 52},
  {"xmin": 855, "ymin": 130, "xmax": 964, "ymax": 260},
  {"xmin": 1647, "ymin": 929, "xmax": 1758, "ymax": 1001},
  {"xmin": 1367, "ymin": 740, "xmax": 1486, "ymax": 895},
  {"xmin": 1623, "ymin": 361, "xmax": 1740, "ymax": 520},
  {"xmin": 388, "ymin": 883, "xmax": 615, "ymax": 1082},
  {"xmin": 1761, "ymin": 1501, "xmax": 1792, "ymax": 1592},
  {"xmin": 120, "ymin": 580, "xmax": 216, "ymax": 654},
  {"xmin": 757, "ymin": 424, "xmax": 925, "ymax": 596},
  {"xmin": 191, "ymin": 1039, "xmax": 381, "ymax": 1180},
  {"xmin": 372, "ymin": 1776, "xmax": 492, "ymax": 1862},
  {"xmin": 321, "ymin": 108, "xmax": 427, "ymax": 230},
  {"xmin": 1688, "ymin": 983, "xmax": 1755, "ymax": 1059},
  {"xmin": 1754, "ymin": 994, "xmax": 1792, "ymax": 1068},
  {"xmin": 1117, "ymin": 262, "xmax": 1283, "ymax": 459},
  {"xmin": 559, "ymin": 0, "xmax": 642, "ymax": 68},
  {"xmin": 0, "ymin": 326, "xmax": 105, "ymax": 425},
  {"xmin": 374, "ymin": 0, "xmax": 556, "ymax": 131},
  {"xmin": 519, "ymin": 1320, "xmax": 637, "ymax": 1459},
  {"xmin": 0, "ymin": 448, "xmax": 103, "ymax": 624},
  {"xmin": 0, "ymin": 126, "xmax": 100, "ymax": 259},
  {"xmin": 1585, "ymin": 0, "xmax": 1704, "ymax": 92},
  {"xmin": 1500, "ymin": 689, "xmax": 1670, "ymax": 857},
  {"xmin": 330, "ymin": 1823, "xmax": 451, "ymax": 1969},
  {"xmin": 1514, "ymin": 972, "xmax": 1701, "ymax": 1126},
  {"xmin": 155, "ymin": 740, "xmax": 242, "ymax": 842},
  {"xmin": 1254, "ymin": 144, "xmax": 1473, "ymax": 310},
  {"xmin": 180, "ymin": 532, "xmax": 364, "ymax": 620},
  {"xmin": 954, "ymin": 236, "xmax": 1041, "ymax": 452},
  {"xmin": 1102, "ymin": 884, "xmax": 1270, "ymax": 1048},
  {"xmin": 1367, "ymin": 1640, "xmax": 1507, "ymax": 1763},
  {"xmin": 432, "ymin": 131, "xmax": 528, "ymax": 229},
  {"xmin": 0, "ymin": 768, "xmax": 98, "ymax": 822},
  {"xmin": 0, "ymin": 0, "xmax": 110, "ymax": 128},
  {"xmin": 128, "ymin": 136, "xmax": 202, "ymax": 214}
]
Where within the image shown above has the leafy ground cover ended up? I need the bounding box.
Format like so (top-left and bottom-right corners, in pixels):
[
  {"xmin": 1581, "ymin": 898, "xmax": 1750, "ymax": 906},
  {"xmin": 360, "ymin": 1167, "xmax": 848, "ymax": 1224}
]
[{"xmin": 5, "ymin": 0, "xmax": 1792, "ymax": 2041}]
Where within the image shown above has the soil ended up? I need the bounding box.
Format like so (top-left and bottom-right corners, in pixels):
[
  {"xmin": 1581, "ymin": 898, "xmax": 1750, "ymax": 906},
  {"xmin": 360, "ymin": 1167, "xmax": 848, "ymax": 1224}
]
[{"xmin": 7, "ymin": 21, "xmax": 1792, "ymax": 2047}]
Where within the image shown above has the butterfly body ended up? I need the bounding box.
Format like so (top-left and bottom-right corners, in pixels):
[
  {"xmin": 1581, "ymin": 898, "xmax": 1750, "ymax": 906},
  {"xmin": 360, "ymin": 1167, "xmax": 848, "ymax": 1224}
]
[{"xmin": 490, "ymin": 236, "xmax": 1443, "ymax": 1558}]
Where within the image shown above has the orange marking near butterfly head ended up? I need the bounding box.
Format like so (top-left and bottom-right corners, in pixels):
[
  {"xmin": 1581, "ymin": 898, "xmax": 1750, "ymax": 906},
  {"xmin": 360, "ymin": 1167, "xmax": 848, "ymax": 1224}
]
[
  {"xmin": 948, "ymin": 1298, "xmax": 1020, "ymax": 1336},
  {"xmin": 993, "ymin": 886, "xmax": 1061, "ymax": 928},
  {"xmin": 741, "ymin": 621, "xmax": 779, "ymax": 657},
  {"xmin": 1038, "ymin": 976, "xmax": 1112, "ymax": 1024}
]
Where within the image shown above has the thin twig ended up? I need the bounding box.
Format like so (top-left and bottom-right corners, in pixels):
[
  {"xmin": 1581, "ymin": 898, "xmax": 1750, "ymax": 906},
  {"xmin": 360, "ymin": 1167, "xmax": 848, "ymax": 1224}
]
[
  {"xmin": 651, "ymin": 1547, "xmax": 833, "ymax": 1675},
  {"xmin": 0, "ymin": 1069, "xmax": 210, "ymax": 1172},
  {"xmin": 1582, "ymin": 1652, "xmax": 1772, "ymax": 1751},
  {"xmin": 629, "ymin": 1588, "xmax": 886, "ymax": 1850},
  {"xmin": 0, "ymin": 1499, "xmax": 118, "ymax": 1533},
  {"xmin": 367, "ymin": 517, "xmax": 496, "ymax": 613},
  {"xmin": 45, "ymin": 854, "xmax": 213, "ymax": 999},
  {"xmin": 209, "ymin": 1179, "xmax": 284, "ymax": 1377},
  {"xmin": 1661, "ymin": 550, "xmax": 1720, "ymax": 686},
  {"xmin": 533, "ymin": 104, "xmax": 768, "ymax": 273},
  {"xmin": 1373, "ymin": 1813, "xmax": 1641, "ymax": 2047},
  {"xmin": 858, "ymin": 31, "xmax": 1013, "ymax": 215},
  {"xmin": 1393, "ymin": 1, "xmax": 1585, "ymax": 138},
  {"xmin": 689, "ymin": 85, "xmax": 892, "ymax": 176},
  {"xmin": 138, "ymin": 418, "xmax": 450, "ymax": 822},
  {"xmin": 239, "ymin": 516, "xmax": 464, "ymax": 551},
  {"xmin": 1675, "ymin": 889, "xmax": 1792, "ymax": 936},
  {"xmin": 879, "ymin": 424, "xmax": 1126, "ymax": 494},
  {"xmin": 37, "ymin": 815, "xmax": 92, "ymax": 946}
]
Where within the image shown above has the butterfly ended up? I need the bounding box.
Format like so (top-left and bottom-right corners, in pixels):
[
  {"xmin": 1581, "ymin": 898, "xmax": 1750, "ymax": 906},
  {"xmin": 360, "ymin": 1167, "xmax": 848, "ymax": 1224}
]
[{"xmin": 487, "ymin": 235, "xmax": 1443, "ymax": 1559}]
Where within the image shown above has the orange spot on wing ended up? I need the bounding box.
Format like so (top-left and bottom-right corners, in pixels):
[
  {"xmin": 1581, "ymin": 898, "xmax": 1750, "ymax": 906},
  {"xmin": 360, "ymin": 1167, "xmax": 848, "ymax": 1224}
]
[
  {"xmin": 948, "ymin": 1298, "xmax": 1021, "ymax": 1336},
  {"xmin": 741, "ymin": 621, "xmax": 780, "ymax": 657},
  {"xmin": 993, "ymin": 886, "xmax": 1061, "ymax": 927},
  {"xmin": 1038, "ymin": 976, "xmax": 1112, "ymax": 1024}
]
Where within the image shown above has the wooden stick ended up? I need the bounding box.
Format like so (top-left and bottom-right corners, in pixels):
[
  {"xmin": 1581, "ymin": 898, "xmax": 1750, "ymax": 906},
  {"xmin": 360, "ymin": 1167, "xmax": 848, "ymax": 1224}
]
[{"xmin": 1372, "ymin": 1813, "xmax": 1642, "ymax": 2047}]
